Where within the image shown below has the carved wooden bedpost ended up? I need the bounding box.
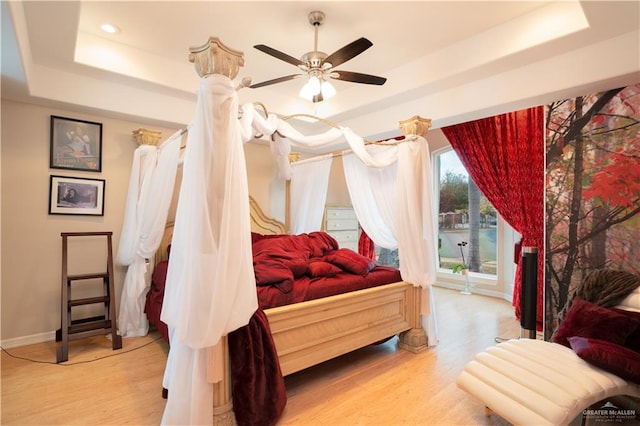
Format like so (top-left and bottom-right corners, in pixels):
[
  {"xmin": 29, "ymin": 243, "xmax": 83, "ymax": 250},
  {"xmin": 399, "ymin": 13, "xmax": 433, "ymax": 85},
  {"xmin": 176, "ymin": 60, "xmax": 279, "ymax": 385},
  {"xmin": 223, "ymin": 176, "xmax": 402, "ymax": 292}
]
[
  {"xmin": 397, "ymin": 115, "xmax": 432, "ymax": 353},
  {"xmin": 188, "ymin": 37, "xmax": 245, "ymax": 426},
  {"xmin": 188, "ymin": 36, "xmax": 244, "ymax": 79},
  {"xmin": 398, "ymin": 115, "xmax": 432, "ymax": 139},
  {"xmin": 132, "ymin": 128, "xmax": 163, "ymax": 146}
]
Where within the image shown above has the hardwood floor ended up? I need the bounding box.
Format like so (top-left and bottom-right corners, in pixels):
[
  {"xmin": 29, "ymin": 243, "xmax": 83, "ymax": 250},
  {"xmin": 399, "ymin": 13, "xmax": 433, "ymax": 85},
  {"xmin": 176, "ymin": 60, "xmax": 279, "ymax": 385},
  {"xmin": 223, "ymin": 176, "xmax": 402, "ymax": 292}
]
[{"xmin": 1, "ymin": 286, "xmax": 520, "ymax": 425}]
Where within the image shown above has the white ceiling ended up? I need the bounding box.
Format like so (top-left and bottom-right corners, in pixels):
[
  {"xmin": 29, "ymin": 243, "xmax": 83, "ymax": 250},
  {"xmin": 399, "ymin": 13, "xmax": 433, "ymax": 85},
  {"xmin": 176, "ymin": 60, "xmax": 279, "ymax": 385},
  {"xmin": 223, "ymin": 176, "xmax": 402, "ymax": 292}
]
[{"xmin": 2, "ymin": 1, "xmax": 639, "ymax": 139}]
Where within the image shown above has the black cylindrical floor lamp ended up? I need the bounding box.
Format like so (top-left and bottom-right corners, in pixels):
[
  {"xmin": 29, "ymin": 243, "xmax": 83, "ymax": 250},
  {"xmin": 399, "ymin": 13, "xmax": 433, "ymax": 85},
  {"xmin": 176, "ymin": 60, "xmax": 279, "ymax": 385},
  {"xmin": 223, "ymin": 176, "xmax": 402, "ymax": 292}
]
[{"xmin": 520, "ymin": 246, "xmax": 538, "ymax": 339}]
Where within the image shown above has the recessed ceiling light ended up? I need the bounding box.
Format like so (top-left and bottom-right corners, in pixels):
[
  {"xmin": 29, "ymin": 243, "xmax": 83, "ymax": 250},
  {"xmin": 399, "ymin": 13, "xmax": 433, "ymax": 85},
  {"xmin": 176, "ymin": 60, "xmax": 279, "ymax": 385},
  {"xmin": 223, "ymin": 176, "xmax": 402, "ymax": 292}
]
[{"xmin": 100, "ymin": 23, "xmax": 120, "ymax": 34}]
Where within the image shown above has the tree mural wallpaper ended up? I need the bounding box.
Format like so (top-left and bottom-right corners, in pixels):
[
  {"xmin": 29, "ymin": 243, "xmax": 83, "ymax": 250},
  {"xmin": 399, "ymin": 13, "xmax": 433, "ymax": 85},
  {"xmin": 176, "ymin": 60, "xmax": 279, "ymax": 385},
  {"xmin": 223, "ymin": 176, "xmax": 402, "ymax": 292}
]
[{"xmin": 545, "ymin": 83, "xmax": 640, "ymax": 338}]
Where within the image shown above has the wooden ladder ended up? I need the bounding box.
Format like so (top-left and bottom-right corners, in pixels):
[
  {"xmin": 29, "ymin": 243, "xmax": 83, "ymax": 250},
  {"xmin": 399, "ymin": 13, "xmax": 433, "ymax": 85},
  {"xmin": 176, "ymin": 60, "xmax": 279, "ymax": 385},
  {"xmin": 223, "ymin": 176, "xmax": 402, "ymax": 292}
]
[{"xmin": 56, "ymin": 231, "xmax": 123, "ymax": 363}]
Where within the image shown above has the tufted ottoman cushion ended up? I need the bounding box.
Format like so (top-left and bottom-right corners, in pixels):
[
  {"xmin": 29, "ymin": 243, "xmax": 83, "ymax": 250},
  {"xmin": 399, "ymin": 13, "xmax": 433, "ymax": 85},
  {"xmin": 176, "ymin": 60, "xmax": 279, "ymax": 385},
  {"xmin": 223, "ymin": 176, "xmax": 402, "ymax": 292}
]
[{"xmin": 456, "ymin": 338, "xmax": 640, "ymax": 425}]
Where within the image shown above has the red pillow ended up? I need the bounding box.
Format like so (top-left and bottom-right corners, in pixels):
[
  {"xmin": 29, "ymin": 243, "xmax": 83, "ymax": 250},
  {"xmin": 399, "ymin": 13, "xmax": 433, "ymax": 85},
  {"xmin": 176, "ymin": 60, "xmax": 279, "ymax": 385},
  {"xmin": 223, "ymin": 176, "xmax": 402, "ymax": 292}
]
[
  {"xmin": 551, "ymin": 298, "xmax": 639, "ymax": 348},
  {"xmin": 612, "ymin": 308, "xmax": 640, "ymax": 352},
  {"xmin": 568, "ymin": 336, "xmax": 640, "ymax": 384},
  {"xmin": 324, "ymin": 248, "xmax": 376, "ymax": 276},
  {"xmin": 307, "ymin": 261, "xmax": 341, "ymax": 278},
  {"xmin": 283, "ymin": 259, "xmax": 308, "ymax": 279},
  {"xmin": 253, "ymin": 259, "xmax": 293, "ymax": 286}
]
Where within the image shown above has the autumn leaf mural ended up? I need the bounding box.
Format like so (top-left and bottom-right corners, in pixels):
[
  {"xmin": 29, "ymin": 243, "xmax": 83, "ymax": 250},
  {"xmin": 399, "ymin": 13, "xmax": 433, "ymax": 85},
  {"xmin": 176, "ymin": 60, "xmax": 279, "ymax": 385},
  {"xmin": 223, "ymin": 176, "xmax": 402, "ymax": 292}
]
[{"xmin": 545, "ymin": 84, "xmax": 640, "ymax": 338}]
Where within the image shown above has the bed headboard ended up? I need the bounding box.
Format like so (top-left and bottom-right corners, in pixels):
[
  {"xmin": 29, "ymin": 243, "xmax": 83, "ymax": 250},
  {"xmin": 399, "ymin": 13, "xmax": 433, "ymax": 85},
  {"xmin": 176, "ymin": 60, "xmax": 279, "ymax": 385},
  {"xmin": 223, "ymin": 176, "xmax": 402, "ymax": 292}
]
[
  {"xmin": 248, "ymin": 196, "xmax": 287, "ymax": 236},
  {"xmin": 153, "ymin": 196, "xmax": 287, "ymax": 266}
]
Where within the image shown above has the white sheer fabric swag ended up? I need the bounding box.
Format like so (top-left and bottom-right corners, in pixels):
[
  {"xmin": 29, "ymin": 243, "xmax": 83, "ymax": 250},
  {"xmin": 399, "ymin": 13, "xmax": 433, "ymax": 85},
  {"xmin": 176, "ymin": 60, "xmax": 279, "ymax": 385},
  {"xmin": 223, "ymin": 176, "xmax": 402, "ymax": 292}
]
[
  {"xmin": 161, "ymin": 75, "xmax": 257, "ymax": 425},
  {"xmin": 343, "ymin": 147, "xmax": 398, "ymax": 249},
  {"xmin": 116, "ymin": 132, "xmax": 181, "ymax": 338},
  {"xmin": 342, "ymin": 136, "xmax": 439, "ymax": 346},
  {"xmin": 290, "ymin": 154, "xmax": 333, "ymax": 234}
]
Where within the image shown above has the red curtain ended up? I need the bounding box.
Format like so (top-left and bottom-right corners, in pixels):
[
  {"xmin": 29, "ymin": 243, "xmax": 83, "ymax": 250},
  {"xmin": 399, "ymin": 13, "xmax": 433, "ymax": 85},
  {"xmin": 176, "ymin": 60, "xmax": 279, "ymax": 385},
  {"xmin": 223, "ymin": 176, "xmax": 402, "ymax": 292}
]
[
  {"xmin": 441, "ymin": 106, "xmax": 544, "ymax": 329},
  {"xmin": 358, "ymin": 229, "xmax": 377, "ymax": 261}
]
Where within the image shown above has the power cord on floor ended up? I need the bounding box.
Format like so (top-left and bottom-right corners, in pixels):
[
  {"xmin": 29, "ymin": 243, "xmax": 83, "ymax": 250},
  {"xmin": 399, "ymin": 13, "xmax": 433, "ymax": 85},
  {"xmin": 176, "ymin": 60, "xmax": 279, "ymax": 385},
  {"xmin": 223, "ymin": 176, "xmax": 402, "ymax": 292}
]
[
  {"xmin": 494, "ymin": 336, "xmax": 513, "ymax": 343},
  {"xmin": 0, "ymin": 335, "xmax": 163, "ymax": 366}
]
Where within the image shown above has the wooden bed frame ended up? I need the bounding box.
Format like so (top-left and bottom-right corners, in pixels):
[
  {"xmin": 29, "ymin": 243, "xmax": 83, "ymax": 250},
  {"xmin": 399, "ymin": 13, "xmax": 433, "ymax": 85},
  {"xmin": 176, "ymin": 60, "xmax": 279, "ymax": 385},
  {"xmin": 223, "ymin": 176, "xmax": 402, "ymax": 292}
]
[{"xmin": 156, "ymin": 196, "xmax": 427, "ymax": 424}]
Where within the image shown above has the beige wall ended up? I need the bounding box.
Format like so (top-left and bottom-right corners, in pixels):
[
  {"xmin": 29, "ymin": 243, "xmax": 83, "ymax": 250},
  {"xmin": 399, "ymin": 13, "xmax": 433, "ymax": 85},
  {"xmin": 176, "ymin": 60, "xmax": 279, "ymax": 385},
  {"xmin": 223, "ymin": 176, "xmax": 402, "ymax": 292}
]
[
  {"xmin": 0, "ymin": 100, "xmax": 182, "ymax": 344},
  {"xmin": 244, "ymin": 141, "xmax": 285, "ymax": 220},
  {"xmin": 326, "ymin": 155, "xmax": 351, "ymax": 207},
  {"xmin": 0, "ymin": 99, "xmax": 293, "ymax": 345}
]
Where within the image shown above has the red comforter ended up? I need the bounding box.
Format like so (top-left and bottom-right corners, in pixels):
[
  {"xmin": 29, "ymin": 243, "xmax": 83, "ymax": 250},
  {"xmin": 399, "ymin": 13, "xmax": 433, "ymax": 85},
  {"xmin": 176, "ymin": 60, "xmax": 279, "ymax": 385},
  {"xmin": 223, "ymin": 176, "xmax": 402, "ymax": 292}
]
[{"xmin": 147, "ymin": 232, "xmax": 402, "ymax": 340}]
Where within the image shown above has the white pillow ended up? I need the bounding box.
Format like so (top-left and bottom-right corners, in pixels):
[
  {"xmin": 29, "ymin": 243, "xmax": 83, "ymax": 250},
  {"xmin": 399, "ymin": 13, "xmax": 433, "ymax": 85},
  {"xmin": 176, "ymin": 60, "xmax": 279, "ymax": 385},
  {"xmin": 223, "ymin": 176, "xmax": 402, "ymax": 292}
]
[{"xmin": 617, "ymin": 286, "xmax": 640, "ymax": 312}]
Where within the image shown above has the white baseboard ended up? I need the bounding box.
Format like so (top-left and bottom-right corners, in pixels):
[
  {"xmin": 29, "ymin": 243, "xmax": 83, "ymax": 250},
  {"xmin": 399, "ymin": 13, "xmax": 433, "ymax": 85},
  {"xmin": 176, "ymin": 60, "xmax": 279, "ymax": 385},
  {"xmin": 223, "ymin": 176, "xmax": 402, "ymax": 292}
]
[{"xmin": 1, "ymin": 331, "xmax": 56, "ymax": 349}]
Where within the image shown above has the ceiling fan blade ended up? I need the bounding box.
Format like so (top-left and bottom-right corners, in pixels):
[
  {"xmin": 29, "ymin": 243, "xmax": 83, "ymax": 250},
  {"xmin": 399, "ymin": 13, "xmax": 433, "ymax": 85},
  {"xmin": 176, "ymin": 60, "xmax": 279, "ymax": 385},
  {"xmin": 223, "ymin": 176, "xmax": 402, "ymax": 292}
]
[
  {"xmin": 249, "ymin": 74, "xmax": 302, "ymax": 89},
  {"xmin": 323, "ymin": 37, "xmax": 373, "ymax": 68},
  {"xmin": 330, "ymin": 70, "xmax": 387, "ymax": 85},
  {"xmin": 254, "ymin": 44, "xmax": 306, "ymax": 67}
]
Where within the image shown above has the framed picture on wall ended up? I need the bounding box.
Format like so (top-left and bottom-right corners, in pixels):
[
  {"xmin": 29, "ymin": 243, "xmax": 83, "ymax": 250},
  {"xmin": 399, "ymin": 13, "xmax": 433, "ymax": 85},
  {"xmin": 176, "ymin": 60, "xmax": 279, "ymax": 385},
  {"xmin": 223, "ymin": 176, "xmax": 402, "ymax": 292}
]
[
  {"xmin": 49, "ymin": 175, "xmax": 105, "ymax": 216},
  {"xmin": 50, "ymin": 115, "xmax": 102, "ymax": 172}
]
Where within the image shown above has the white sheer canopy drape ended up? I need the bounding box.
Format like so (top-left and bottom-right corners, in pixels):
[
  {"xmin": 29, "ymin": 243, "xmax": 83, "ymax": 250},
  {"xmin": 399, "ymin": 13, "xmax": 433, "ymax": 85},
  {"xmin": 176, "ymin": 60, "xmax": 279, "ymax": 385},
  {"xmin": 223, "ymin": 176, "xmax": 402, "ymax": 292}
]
[
  {"xmin": 290, "ymin": 154, "xmax": 333, "ymax": 234},
  {"xmin": 343, "ymin": 137, "xmax": 439, "ymax": 345},
  {"xmin": 116, "ymin": 132, "xmax": 181, "ymax": 338},
  {"xmin": 342, "ymin": 146, "xmax": 398, "ymax": 249},
  {"xmin": 161, "ymin": 75, "xmax": 258, "ymax": 425}
]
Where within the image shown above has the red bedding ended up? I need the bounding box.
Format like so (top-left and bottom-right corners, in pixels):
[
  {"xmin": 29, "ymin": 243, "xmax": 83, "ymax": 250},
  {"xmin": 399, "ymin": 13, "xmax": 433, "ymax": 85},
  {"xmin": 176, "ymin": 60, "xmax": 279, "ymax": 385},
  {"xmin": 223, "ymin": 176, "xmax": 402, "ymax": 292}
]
[
  {"xmin": 146, "ymin": 231, "xmax": 401, "ymax": 341},
  {"xmin": 251, "ymin": 231, "xmax": 401, "ymax": 309}
]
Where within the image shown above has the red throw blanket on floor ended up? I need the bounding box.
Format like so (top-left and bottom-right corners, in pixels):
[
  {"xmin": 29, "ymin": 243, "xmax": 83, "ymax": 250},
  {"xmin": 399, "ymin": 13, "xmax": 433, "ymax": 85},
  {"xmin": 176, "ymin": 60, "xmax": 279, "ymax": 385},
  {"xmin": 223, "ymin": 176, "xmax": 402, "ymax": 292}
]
[{"xmin": 228, "ymin": 308, "xmax": 287, "ymax": 426}]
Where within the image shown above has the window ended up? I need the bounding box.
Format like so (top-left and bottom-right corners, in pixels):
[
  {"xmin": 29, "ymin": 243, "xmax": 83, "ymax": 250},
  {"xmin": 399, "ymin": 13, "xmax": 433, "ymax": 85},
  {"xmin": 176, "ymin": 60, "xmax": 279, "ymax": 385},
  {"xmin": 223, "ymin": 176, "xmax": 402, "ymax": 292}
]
[
  {"xmin": 433, "ymin": 148, "xmax": 518, "ymax": 295},
  {"xmin": 437, "ymin": 150, "xmax": 497, "ymax": 276}
]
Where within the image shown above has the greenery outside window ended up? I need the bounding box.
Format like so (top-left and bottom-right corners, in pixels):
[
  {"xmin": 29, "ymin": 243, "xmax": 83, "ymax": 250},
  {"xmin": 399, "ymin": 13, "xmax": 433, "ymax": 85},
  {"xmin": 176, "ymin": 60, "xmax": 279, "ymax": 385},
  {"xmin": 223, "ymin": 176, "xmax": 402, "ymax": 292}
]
[{"xmin": 437, "ymin": 149, "xmax": 498, "ymax": 276}]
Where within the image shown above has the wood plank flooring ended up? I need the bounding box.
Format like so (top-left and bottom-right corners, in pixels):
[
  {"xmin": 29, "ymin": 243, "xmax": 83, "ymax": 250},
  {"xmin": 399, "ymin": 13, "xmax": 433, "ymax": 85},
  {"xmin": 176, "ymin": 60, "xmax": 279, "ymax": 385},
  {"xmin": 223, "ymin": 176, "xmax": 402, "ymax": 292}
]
[{"xmin": 1, "ymin": 286, "xmax": 520, "ymax": 425}]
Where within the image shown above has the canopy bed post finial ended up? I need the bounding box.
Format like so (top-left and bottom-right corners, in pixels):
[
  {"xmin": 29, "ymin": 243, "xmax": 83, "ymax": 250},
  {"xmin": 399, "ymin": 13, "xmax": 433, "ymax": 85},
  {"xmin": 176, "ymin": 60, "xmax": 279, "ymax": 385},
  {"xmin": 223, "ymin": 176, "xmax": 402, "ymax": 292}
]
[
  {"xmin": 399, "ymin": 115, "xmax": 432, "ymax": 137},
  {"xmin": 132, "ymin": 128, "xmax": 163, "ymax": 146},
  {"xmin": 188, "ymin": 36, "xmax": 244, "ymax": 79},
  {"xmin": 288, "ymin": 152, "xmax": 301, "ymax": 163}
]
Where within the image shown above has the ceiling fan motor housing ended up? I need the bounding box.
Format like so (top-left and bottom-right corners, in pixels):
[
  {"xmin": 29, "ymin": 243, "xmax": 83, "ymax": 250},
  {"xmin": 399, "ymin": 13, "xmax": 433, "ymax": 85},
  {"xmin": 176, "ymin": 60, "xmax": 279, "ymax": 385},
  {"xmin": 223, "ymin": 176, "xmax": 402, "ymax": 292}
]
[
  {"xmin": 301, "ymin": 51, "xmax": 328, "ymax": 69},
  {"xmin": 308, "ymin": 10, "xmax": 325, "ymax": 26}
]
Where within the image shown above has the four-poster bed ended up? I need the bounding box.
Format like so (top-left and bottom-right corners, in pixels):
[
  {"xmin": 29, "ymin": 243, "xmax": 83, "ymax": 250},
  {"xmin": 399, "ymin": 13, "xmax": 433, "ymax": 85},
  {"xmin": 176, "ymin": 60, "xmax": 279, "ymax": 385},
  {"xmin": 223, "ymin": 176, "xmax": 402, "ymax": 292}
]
[
  {"xmin": 146, "ymin": 195, "xmax": 427, "ymax": 423},
  {"xmin": 118, "ymin": 36, "xmax": 438, "ymax": 425}
]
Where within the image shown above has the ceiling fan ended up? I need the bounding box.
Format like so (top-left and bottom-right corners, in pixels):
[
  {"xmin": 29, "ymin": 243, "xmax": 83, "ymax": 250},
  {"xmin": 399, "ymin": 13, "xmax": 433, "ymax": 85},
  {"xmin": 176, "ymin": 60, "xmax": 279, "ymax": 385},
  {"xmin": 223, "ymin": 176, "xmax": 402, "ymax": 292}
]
[{"xmin": 249, "ymin": 10, "xmax": 387, "ymax": 103}]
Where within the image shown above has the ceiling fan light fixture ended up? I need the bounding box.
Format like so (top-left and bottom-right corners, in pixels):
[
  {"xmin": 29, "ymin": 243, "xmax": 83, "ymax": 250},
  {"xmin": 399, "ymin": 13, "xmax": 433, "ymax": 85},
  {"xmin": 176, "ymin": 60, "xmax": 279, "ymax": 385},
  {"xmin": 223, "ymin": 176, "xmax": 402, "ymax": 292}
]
[
  {"xmin": 321, "ymin": 80, "xmax": 336, "ymax": 99},
  {"xmin": 299, "ymin": 75, "xmax": 321, "ymax": 100}
]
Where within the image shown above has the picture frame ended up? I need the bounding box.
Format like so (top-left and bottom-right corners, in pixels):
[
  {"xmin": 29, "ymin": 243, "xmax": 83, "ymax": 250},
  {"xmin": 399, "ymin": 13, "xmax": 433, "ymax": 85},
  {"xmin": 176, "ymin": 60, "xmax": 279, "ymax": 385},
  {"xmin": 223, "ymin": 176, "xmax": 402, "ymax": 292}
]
[
  {"xmin": 50, "ymin": 115, "xmax": 102, "ymax": 172},
  {"xmin": 49, "ymin": 175, "xmax": 105, "ymax": 216}
]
